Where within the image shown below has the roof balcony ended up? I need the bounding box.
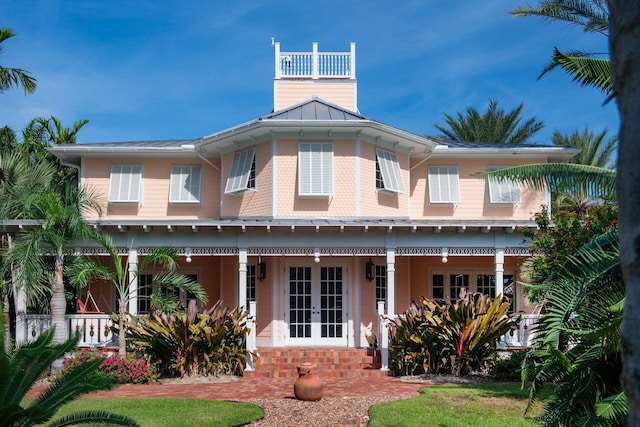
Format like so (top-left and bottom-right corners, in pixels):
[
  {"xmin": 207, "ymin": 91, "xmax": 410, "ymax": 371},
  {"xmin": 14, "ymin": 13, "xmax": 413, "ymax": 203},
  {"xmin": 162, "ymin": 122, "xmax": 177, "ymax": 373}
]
[{"xmin": 274, "ymin": 41, "xmax": 356, "ymax": 80}]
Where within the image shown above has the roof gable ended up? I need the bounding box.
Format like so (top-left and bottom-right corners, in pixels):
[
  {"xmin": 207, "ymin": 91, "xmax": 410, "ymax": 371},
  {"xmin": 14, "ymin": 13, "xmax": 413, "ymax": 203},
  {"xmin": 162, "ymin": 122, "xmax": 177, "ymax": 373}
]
[{"xmin": 264, "ymin": 97, "xmax": 366, "ymax": 121}]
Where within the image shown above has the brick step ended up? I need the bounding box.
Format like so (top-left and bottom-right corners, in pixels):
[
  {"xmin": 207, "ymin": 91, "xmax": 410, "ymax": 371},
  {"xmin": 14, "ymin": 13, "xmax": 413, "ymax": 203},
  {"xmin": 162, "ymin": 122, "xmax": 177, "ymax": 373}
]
[{"xmin": 245, "ymin": 347, "xmax": 385, "ymax": 378}]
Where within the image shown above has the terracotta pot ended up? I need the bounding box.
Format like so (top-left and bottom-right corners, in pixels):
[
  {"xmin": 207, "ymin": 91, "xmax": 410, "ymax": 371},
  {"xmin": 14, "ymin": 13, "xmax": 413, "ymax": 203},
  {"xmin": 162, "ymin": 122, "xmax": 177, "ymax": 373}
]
[{"xmin": 293, "ymin": 362, "xmax": 324, "ymax": 401}]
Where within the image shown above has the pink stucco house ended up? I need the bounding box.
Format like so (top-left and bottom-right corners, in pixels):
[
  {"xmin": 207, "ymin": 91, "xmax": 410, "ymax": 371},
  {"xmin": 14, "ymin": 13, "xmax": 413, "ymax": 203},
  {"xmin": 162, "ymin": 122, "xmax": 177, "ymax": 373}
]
[{"xmin": 35, "ymin": 41, "xmax": 575, "ymax": 375}]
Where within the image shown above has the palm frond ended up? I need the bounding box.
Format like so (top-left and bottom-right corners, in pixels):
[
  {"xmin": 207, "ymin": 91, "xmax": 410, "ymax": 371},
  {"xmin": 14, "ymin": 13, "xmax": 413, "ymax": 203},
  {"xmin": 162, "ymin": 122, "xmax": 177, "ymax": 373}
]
[
  {"xmin": 541, "ymin": 48, "xmax": 612, "ymax": 95},
  {"xmin": 45, "ymin": 410, "xmax": 140, "ymax": 427}
]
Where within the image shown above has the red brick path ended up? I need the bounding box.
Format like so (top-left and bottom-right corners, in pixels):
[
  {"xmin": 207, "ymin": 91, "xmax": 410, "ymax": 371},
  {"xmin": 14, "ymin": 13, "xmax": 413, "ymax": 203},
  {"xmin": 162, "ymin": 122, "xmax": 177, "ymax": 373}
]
[{"xmin": 27, "ymin": 376, "xmax": 426, "ymax": 401}]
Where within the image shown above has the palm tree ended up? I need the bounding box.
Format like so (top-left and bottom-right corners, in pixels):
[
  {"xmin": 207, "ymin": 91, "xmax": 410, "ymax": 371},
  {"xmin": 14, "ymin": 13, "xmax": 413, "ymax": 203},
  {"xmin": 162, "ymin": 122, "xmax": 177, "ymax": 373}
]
[
  {"xmin": 0, "ymin": 28, "xmax": 37, "ymax": 94},
  {"xmin": 430, "ymin": 99, "xmax": 544, "ymax": 144},
  {"xmin": 511, "ymin": 0, "xmax": 612, "ymax": 96},
  {"xmin": 69, "ymin": 231, "xmax": 207, "ymax": 356},
  {"xmin": 0, "ymin": 315, "xmax": 139, "ymax": 427},
  {"xmin": 6, "ymin": 181, "xmax": 102, "ymax": 370},
  {"xmin": 552, "ymin": 127, "xmax": 617, "ymax": 169},
  {"xmin": 36, "ymin": 116, "xmax": 89, "ymax": 184}
]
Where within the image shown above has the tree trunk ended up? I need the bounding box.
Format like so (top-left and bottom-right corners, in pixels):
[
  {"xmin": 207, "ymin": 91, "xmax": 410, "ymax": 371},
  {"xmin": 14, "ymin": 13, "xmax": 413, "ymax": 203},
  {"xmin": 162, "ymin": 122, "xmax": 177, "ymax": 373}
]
[
  {"xmin": 118, "ymin": 300, "xmax": 127, "ymax": 356},
  {"xmin": 609, "ymin": 1, "xmax": 640, "ymax": 423},
  {"xmin": 2, "ymin": 293, "xmax": 11, "ymax": 352},
  {"xmin": 50, "ymin": 254, "xmax": 68, "ymax": 373}
]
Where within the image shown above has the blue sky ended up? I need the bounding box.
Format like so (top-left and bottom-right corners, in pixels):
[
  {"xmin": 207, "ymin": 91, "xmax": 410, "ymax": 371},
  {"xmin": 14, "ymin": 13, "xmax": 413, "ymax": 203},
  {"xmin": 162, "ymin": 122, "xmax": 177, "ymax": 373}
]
[{"xmin": 1, "ymin": 1, "xmax": 618, "ymax": 145}]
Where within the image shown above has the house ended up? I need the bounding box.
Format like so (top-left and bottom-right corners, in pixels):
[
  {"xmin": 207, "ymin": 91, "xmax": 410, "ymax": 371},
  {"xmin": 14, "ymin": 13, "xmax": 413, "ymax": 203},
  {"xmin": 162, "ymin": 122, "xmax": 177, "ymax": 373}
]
[{"xmin": 26, "ymin": 41, "xmax": 575, "ymax": 374}]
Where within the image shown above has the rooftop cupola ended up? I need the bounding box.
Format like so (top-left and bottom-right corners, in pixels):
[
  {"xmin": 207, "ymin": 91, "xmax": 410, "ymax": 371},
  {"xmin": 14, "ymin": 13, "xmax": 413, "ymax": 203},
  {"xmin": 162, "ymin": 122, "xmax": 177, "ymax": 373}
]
[{"xmin": 273, "ymin": 40, "xmax": 357, "ymax": 113}]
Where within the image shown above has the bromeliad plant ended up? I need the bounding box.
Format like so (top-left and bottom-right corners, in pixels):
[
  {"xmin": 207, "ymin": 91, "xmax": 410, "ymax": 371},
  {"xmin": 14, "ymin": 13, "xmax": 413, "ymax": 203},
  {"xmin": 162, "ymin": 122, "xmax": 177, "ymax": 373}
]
[
  {"xmin": 389, "ymin": 290, "xmax": 518, "ymax": 376},
  {"xmin": 126, "ymin": 300, "xmax": 250, "ymax": 377}
]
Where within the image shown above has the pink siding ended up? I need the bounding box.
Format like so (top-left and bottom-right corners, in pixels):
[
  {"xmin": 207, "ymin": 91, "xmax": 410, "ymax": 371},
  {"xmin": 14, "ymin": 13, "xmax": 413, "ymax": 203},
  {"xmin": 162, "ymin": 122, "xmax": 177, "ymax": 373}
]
[
  {"xmin": 223, "ymin": 142, "xmax": 273, "ymax": 217},
  {"xmin": 274, "ymin": 80, "xmax": 357, "ymax": 112},
  {"xmin": 82, "ymin": 157, "xmax": 221, "ymax": 220},
  {"xmin": 410, "ymin": 158, "xmax": 547, "ymax": 220}
]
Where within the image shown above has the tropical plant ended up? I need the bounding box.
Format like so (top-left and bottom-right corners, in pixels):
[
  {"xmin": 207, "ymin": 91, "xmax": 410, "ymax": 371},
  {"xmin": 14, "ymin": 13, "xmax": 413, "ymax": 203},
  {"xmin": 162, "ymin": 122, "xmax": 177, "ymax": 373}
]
[
  {"xmin": 62, "ymin": 349, "xmax": 158, "ymax": 384},
  {"xmin": 430, "ymin": 99, "xmax": 544, "ymax": 144},
  {"xmin": 68, "ymin": 231, "xmax": 207, "ymax": 356},
  {"xmin": 126, "ymin": 300, "xmax": 250, "ymax": 377},
  {"xmin": 5, "ymin": 181, "xmax": 102, "ymax": 371},
  {"xmin": 0, "ymin": 28, "xmax": 37, "ymax": 94},
  {"xmin": 389, "ymin": 291, "xmax": 519, "ymax": 376},
  {"xmin": 511, "ymin": 0, "xmax": 612, "ymax": 96},
  {"xmin": 522, "ymin": 227, "xmax": 625, "ymax": 426},
  {"xmin": 0, "ymin": 315, "xmax": 139, "ymax": 427},
  {"xmin": 552, "ymin": 127, "xmax": 617, "ymax": 169}
]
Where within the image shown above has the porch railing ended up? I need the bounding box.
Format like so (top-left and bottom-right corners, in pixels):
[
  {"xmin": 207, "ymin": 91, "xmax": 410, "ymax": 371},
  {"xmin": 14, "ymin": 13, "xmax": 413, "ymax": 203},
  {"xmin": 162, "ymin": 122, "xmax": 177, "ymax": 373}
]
[
  {"xmin": 499, "ymin": 314, "xmax": 541, "ymax": 349},
  {"xmin": 23, "ymin": 313, "xmax": 115, "ymax": 348},
  {"xmin": 274, "ymin": 41, "xmax": 356, "ymax": 79}
]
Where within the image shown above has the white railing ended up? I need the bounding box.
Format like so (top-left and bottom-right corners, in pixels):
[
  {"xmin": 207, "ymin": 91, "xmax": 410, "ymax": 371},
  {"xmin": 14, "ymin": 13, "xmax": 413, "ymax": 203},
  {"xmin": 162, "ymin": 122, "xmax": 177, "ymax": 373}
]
[
  {"xmin": 499, "ymin": 314, "xmax": 541, "ymax": 349},
  {"xmin": 274, "ymin": 41, "xmax": 356, "ymax": 79},
  {"xmin": 23, "ymin": 313, "xmax": 115, "ymax": 348}
]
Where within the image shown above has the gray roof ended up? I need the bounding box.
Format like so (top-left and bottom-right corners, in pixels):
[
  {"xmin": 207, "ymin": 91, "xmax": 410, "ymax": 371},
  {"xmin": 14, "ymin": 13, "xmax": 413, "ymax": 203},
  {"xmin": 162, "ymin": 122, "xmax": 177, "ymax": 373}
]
[{"xmin": 263, "ymin": 97, "xmax": 367, "ymax": 121}]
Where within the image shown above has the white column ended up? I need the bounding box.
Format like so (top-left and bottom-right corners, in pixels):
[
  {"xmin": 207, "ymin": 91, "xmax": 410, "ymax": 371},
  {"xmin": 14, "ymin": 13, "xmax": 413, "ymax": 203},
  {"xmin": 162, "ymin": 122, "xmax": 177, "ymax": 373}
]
[
  {"xmin": 128, "ymin": 249, "xmax": 138, "ymax": 316},
  {"xmin": 15, "ymin": 274, "xmax": 27, "ymax": 346},
  {"xmin": 350, "ymin": 42, "xmax": 356, "ymax": 79},
  {"xmin": 386, "ymin": 248, "xmax": 396, "ymax": 316},
  {"xmin": 274, "ymin": 41, "xmax": 281, "ymax": 79},
  {"xmin": 238, "ymin": 248, "xmax": 248, "ymax": 310},
  {"xmin": 495, "ymin": 248, "xmax": 505, "ymax": 297},
  {"xmin": 312, "ymin": 42, "xmax": 319, "ymax": 79},
  {"xmin": 245, "ymin": 300, "xmax": 257, "ymax": 371},
  {"xmin": 378, "ymin": 301, "xmax": 389, "ymax": 371}
]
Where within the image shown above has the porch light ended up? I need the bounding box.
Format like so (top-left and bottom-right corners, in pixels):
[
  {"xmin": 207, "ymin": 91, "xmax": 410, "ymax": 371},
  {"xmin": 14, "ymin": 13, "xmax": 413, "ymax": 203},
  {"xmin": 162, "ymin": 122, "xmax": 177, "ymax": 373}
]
[
  {"xmin": 314, "ymin": 248, "xmax": 320, "ymax": 263},
  {"xmin": 185, "ymin": 247, "xmax": 192, "ymax": 263},
  {"xmin": 365, "ymin": 258, "xmax": 375, "ymax": 281},
  {"xmin": 441, "ymin": 247, "xmax": 448, "ymax": 264},
  {"xmin": 258, "ymin": 256, "xmax": 267, "ymax": 281}
]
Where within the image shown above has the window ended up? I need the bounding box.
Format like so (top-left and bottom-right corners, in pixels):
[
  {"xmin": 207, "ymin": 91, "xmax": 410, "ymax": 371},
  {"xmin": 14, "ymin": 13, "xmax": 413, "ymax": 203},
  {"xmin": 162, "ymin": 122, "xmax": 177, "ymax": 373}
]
[
  {"xmin": 476, "ymin": 274, "xmax": 496, "ymax": 298},
  {"xmin": 225, "ymin": 148, "xmax": 256, "ymax": 194},
  {"xmin": 137, "ymin": 274, "xmax": 153, "ymax": 315},
  {"xmin": 298, "ymin": 142, "xmax": 333, "ymax": 196},
  {"xmin": 432, "ymin": 271, "xmax": 515, "ymax": 309},
  {"xmin": 170, "ymin": 165, "xmax": 202, "ymax": 203},
  {"xmin": 487, "ymin": 167, "xmax": 520, "ymax": 205},
  {"xmin": 375, "ymin": 148, "xmax": 405, "ymax": 193},
  {"xmin": 247, "ymin": 265, "xmax": 256, "ymax": 303},
  {"xmin": 375, "ymin": 265, "xmax": 387, "ymax": 312},
  {"xmin": 428, "ymin": 166, "xmax": 460, "ymax": 204},
  {"xmin": 109, "ymin": 164, "xmax": 142, "ymax": 203}
]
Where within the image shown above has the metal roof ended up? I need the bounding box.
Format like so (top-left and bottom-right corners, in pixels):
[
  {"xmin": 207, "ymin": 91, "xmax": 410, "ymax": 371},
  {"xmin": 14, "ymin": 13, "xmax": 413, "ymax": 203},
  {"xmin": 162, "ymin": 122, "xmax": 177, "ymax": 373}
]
[{"xmin": 263, "ymin": 97, "xmax": 367, "ymax": 121}]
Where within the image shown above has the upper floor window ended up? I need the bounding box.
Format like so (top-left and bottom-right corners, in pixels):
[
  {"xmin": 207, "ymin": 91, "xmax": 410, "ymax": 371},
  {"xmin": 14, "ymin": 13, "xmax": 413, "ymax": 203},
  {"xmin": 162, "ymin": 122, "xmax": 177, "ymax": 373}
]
[
  {"xmin": 375, "ymin": 148, "xmax": 405, "ymax": 193},
  {"xmin": 428, "ymin": 166, "xmax": 460, "ymax": 205},
  {"xmin": 225, "ymin": 148, "xmax": 256, "ymax": 194},
  {"xmin": 170, "ymin": 165, "xmax": 202, "ymax": 203},
  {"xmin": 109, "ymin": 164, "xmax": 142, "ymax": 203},
  {"xmin": 487, "ymin": 166, "xmax": 520, "ymax": 205},
  {"xmin": 298, "ymin": 142, "xmax": 333, "ymax": 197}
]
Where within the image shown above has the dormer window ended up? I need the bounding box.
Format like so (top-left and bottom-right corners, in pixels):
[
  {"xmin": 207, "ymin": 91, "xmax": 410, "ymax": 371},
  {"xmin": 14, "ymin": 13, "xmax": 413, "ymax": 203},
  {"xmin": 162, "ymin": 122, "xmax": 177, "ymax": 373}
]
[
  {"xmin": 428, "ymin": 165, "xmax": 460, "ymax": 205},
  {"xmin": 170, "ymin": 165, "xmax": 202, "ymax": 203},
  {"xmin": 375, "ymin": 148, "xmax": 405, "ymax": 193},
  {"xmin": 298, "ymin": 142, "xmax": 333, "ymax": 197},
  {"xmin": 487, "ymin": 166, "xmax": 520, "ymax": 205},
  {"xmin": 225, "ymin": 148, "xmax": 256, "ymax": 194},
  {"xmin": 109, "ymin": 164, "xmax": 142, "ymax": 203}
]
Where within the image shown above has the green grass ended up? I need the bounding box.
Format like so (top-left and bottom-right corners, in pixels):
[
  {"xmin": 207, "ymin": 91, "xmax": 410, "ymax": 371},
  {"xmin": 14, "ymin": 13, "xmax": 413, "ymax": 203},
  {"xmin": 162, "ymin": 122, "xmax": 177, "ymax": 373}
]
[
  {"xmin": 369, "ymin": 383, "xmax": 549, "ymax": 427},
  {"xmin": 40, "ymin": 398, "xmax": 264, "ymax": 427}
]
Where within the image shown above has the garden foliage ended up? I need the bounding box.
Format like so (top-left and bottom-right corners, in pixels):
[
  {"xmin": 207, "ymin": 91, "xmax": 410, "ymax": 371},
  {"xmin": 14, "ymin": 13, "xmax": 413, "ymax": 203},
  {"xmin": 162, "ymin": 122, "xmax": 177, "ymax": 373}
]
[
  {"xmin": 126, "ymin": 300, "xmax": 250, "ymax": 377},
  {"xmin": 389, "ymin": 290, "xmax": 518, "ymax": 376},
  {"xmin": 62, "ymin": 349, "xmax": 158, "ymax": 384}
]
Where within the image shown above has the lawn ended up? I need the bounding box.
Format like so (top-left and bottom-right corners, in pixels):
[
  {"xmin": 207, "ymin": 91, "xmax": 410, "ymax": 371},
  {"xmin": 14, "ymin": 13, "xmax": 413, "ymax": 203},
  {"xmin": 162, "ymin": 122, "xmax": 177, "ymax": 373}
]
[
  {"xmin": 368, "ymin": 383, "xmax": 548, "ymax": 427},
  {"xmin": 41, "ymin": 398, "xmax": 264, "ymax": 427}
]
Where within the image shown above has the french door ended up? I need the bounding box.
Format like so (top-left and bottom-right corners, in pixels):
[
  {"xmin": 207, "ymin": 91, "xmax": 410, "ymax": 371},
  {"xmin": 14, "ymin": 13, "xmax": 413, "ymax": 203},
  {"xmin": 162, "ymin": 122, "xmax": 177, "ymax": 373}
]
[{"xmin": 285, "ymin": 263, "xmax": 347, "ymax": 346}]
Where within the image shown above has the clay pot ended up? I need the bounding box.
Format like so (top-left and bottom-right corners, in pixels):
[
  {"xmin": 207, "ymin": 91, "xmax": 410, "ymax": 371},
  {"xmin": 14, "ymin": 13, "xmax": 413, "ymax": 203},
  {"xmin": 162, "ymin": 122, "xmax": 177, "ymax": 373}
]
[{"xmin": 293, "ymin": 362, "xmax": 324, "ymax": 401}]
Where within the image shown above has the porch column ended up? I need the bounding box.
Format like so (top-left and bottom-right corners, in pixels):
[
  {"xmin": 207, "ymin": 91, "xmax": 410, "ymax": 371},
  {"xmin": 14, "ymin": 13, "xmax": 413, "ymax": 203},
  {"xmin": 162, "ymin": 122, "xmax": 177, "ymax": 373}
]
[
  {"xmin": 128, "ymin": 249, "xmax": 138, "ymax": 316},
  {"xmin": 495, "ymin": 248, "xmax": 505, "ymax": 297},
  {"xmin": 381, "ymin": 248, "xmax": 396, "ymax": 371},
  {"xmin": 246, "ymin": 300, "xmax": 257, "ymax": 371},
  {"xmin": 15, "ymin": 274, "xmax": 27, "ymax": 346},
  {"xmin": 238, "ymin": 248, "xmax": 247, "ymax": 310}
]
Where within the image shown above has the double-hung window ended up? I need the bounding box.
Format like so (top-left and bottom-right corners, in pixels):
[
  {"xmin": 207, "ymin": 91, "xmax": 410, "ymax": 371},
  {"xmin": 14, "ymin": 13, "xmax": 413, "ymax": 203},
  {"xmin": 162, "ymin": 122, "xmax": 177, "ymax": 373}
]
[
  {"xmin": 375, "ymin": 148, "xmax": 405, "ymax": 193},
  {"xmin": 170, "ymin": 165, "xmax": 202, "ymax": 203},
  {"xmin": 226, "ymin": 148, "xmax": 256, "ymax": 194},
  {"xmin": 109, "ymin": 164, "xmax": 142, "ymax": 203},
  {"xmin": 487, "ymin": 166, "xmax": 520, "ymax": 205},
  {"xmin": 298, "ymin": 142, "xmax": 333, "ymax": 196},
  {"xmin": 428, "ymin": 165, "xmax": 460, "ymax": 205}
]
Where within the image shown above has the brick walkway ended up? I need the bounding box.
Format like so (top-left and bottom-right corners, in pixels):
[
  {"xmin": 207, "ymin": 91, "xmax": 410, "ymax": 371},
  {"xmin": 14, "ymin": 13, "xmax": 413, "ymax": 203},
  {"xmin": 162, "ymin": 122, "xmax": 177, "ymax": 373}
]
[{"xmin": 28, "ymin": 376, "xmax": 426, "ymax": 401}]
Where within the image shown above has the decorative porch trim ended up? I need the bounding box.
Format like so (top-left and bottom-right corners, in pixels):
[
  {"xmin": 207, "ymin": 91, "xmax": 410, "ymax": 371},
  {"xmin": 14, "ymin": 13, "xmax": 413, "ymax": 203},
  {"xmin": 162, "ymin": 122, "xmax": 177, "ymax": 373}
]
[{"xmin": 505, "ymin": 247, "xmax": 532, "ymax": 255}]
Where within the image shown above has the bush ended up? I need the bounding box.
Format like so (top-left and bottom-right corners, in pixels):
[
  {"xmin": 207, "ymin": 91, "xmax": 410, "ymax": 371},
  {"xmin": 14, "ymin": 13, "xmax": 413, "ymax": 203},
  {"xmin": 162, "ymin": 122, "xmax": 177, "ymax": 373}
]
[
  {"xmin": 490, "ymin": 350, "xmax": 527, "ymax": 380},
  {"xmin": 126, "ymin": 299, "xmax": 250, "ymax": 377},
  {"xmin": 63, "ymin": 349, "xmax": 158, "ymax": 384},
  {"xmin": 389, "ymin": 290, "xmax": 519, "ymax": 376}
]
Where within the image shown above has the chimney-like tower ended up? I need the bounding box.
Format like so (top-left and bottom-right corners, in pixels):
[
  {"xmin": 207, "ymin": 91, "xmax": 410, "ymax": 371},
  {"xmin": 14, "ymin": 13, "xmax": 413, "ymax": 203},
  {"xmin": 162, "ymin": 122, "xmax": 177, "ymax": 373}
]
[{"xmin": 273, "ymin": 41, "xmax": 358, "ymax": 112}]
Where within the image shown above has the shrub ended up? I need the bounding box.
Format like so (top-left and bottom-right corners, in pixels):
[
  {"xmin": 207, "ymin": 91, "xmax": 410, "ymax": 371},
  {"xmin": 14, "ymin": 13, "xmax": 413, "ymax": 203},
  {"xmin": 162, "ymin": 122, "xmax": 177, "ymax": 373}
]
[
  {"xmin": 126, "ymin": 299, "xmax": 250, "ymax": 377},
  {"xmin": 63, "ymin": 349, "xmax": 158, "ymax": 384},
  {"xmin": 389, "ymin": 290, "xmax": 519, "ymax": 376},
  {"xmin": 490, "ymin": 350, "xmax": 527, "ymax": 380}
]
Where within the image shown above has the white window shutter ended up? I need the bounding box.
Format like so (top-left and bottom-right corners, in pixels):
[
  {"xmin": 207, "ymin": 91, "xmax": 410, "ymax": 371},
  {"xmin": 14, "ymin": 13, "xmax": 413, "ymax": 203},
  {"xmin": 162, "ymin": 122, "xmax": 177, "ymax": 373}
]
[
  {"xmin": 375, "ymin": 148, "xmax": 405, "ymax": 193},
  {"xmin": 487, "ymin": 167, "xmax": 520, "ymax": 204},
  {"xmin": 170, "ymin": 165, "xmax": 202, "ymax": 203},
  {"xmin": 299, "ymin": 142, "xmax": 333, "ymax": 196},
  {"xmin": 428, "ymin": 166, "xmax": 460, "ymax": 204},
  {"xmin": 109, "ymin": 164, "xmax": 142, "ymax": 203},
  {"xmin": 225, "ymin": 148, "xmax": 256, "ymax": 193}
]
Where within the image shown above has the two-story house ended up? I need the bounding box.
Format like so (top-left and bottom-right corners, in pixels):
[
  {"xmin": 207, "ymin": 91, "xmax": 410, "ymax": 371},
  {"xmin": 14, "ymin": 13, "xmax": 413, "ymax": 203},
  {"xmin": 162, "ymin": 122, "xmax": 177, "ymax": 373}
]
[{"xmin": 42, "ymin": 41, "xmax": 576, "ymax": 374}]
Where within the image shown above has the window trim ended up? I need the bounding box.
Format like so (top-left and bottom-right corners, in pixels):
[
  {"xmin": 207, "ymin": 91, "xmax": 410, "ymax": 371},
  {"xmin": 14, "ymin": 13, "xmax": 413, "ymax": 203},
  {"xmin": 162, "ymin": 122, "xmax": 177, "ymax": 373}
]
[
  {"xmin": 487, "ymin": 166, "xmax": 521, "ymax": 205},
  {"xmin": 225, "ymin": 147, "xmax": 256, "ymax": 194},
  {"xmin": 298, "ymin": 142, "xmax": 334, "ymax": 197},
  {"xmin": 375, "ymin": 148, "xmax": 405, "ymax": 194},
  {"xmin": 109, "ymin": 164, "xmax": 143, "ymax": 204},
  {"xmin": 427, "ymin": 165, "xmax": 460, "ymax": 205},
  {"xmin": 169, "ymin": 164, "xmax": 202, "ymax": 204}
]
